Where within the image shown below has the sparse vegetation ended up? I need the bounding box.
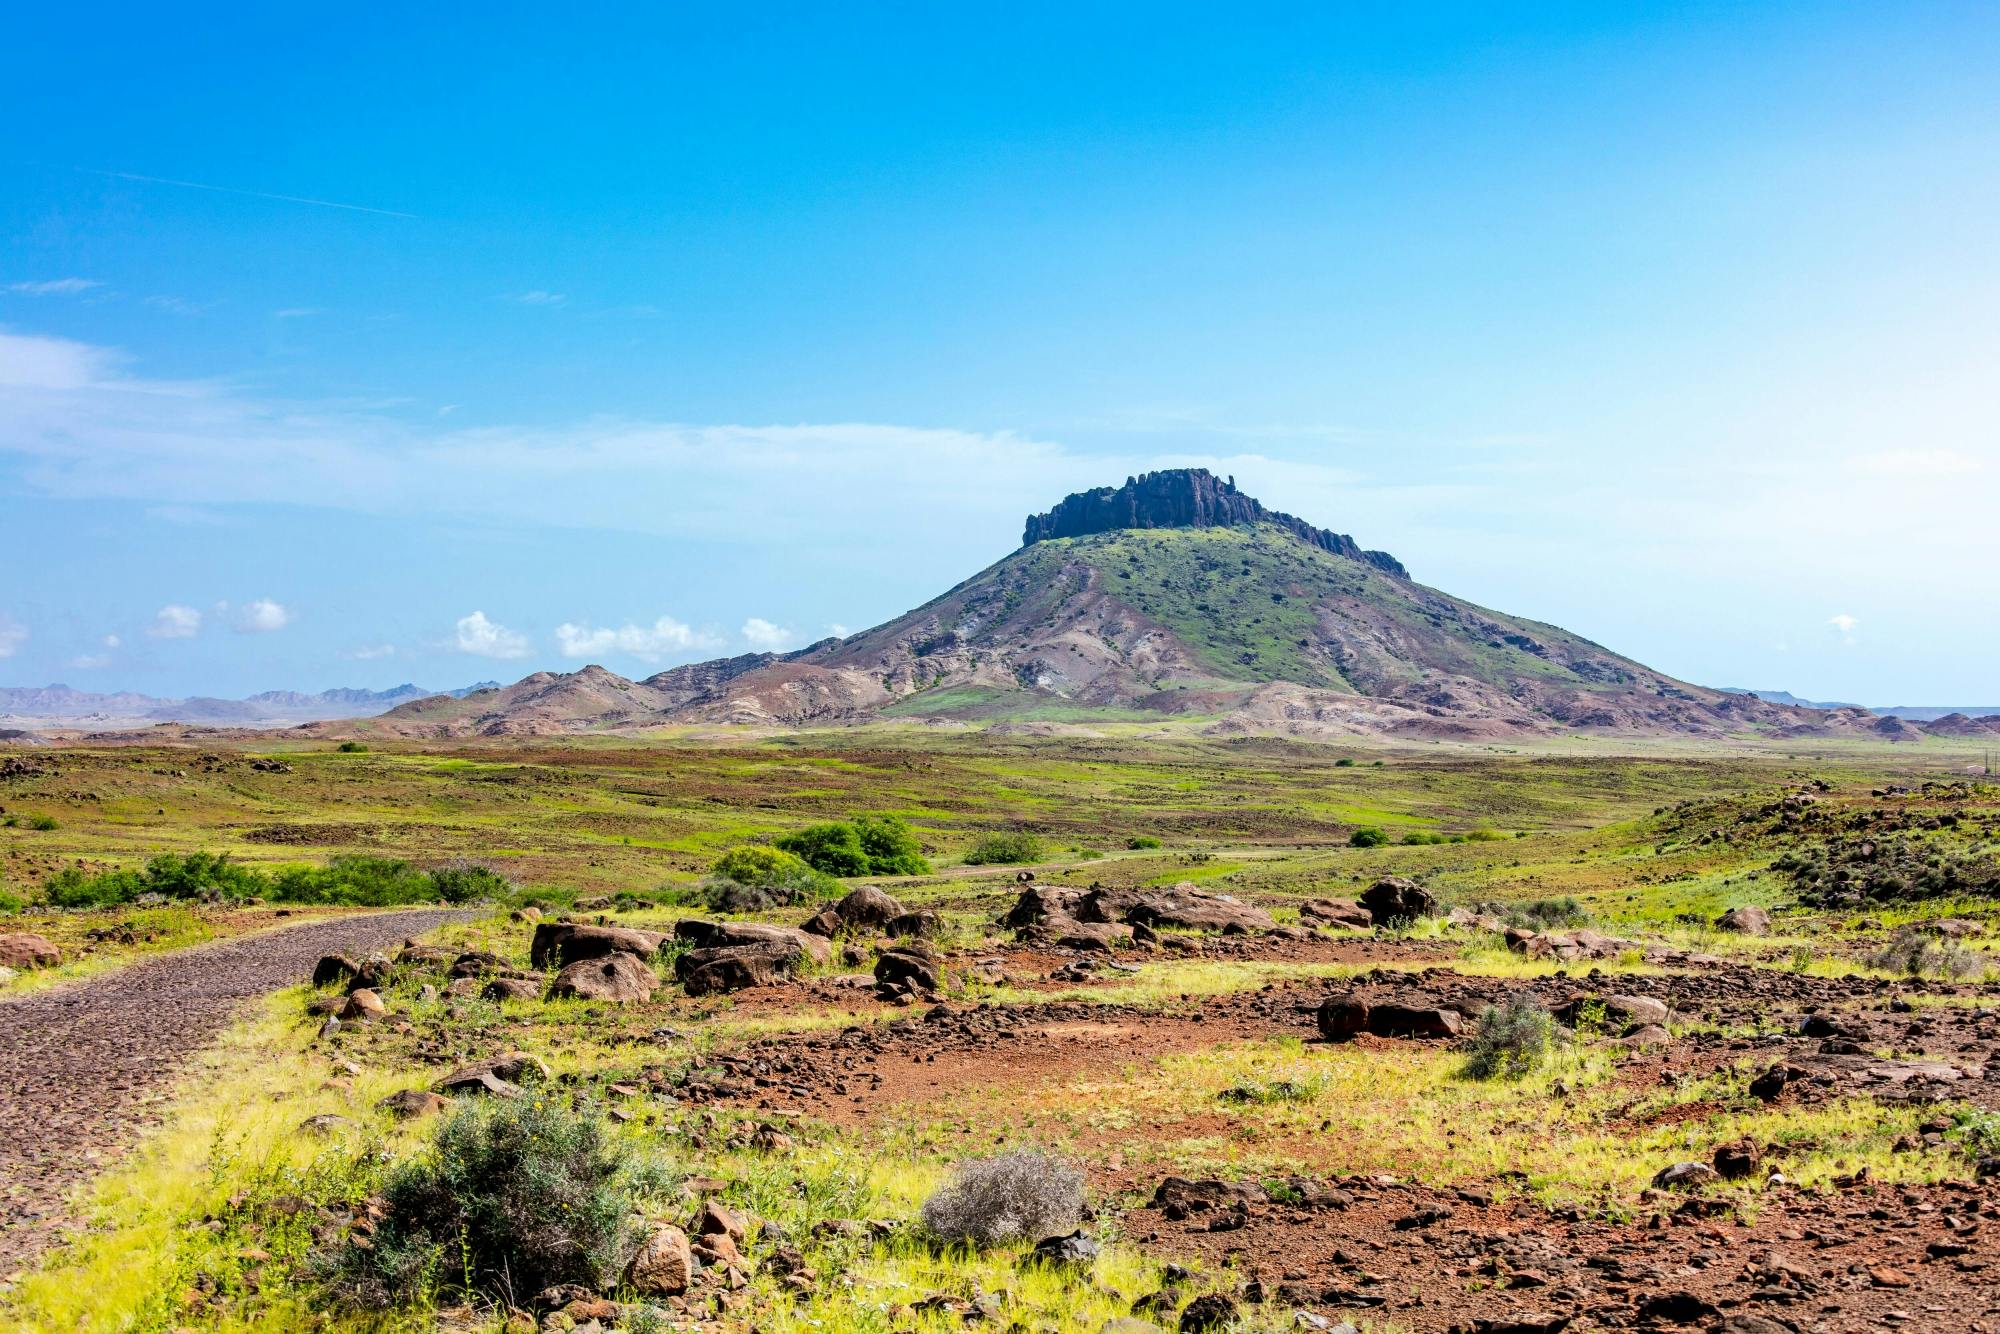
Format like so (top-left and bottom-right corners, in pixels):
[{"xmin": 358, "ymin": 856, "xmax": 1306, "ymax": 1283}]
[
  {"xmin": 39, "ymin": 852, "xmax": 510, "ymax": 909},
  {"xmin": 919, "ymin": 1150, "xmax": 1084, "ymax": 1248},
  {"xmin": 703, "ymin": 845, "xmax": 840, "ymax": 909},
  {"xmin": 1126, "ymin": 835, "xmax": 1163, "ymax": 849},
  {"xmin": 335, "ymin": 1095, "xmax": 646, "ymax": 1308},
  {"xmin": 776, "ymin": 815, "xmax": 931, "ymax": 877},
  {"xmin": 1461, "ymin": 997, "xmax": 1555, "ymax": 1080},
  {"xmin": 1349, "ymin": 826, "xmax": 1389, "ymax": 848},
  {"xmin": 1867, "ymin": 925, "xmax": 1985, "ymax": 979},
  {"xmin": 962, "ymin": 831, "xmax": 1044, "ymax": 865},
  {"xmin": 335, "ymin": 741, "xmax": 368, "ymax": 753}
]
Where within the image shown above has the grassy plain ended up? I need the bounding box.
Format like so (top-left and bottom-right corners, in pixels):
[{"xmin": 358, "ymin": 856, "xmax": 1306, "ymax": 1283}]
[{"xmin": 2, "ymin": 730, "xmax": 1997, "ymax": 1331}]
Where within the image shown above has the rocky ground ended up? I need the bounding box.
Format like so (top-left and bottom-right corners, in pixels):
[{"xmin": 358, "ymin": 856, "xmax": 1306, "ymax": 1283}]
[{"xmin": 0, "ymin": 908, "xmax": 467, "ymax": 1273}]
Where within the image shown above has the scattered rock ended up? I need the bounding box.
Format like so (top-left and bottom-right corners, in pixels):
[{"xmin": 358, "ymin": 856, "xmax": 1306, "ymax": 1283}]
[
  {"xmin": 482, "ymin": 976, "xmax": 542, "ymax": 1002},
  {"xmin": 377, "ymin": 1088, "xmax": 450, "ymax": 1119},
  {"xmin": 437, "ymin": 1051, "xmax": 550, "ymax": 1098},
  {"xmin": 310, "ymin": 953, "xmax": 359, "ymax": 988},
  {"xmin": 528, "ymin": 922, "xmax": 667, "ymax": 969},
  {"xmin": 1298, "ymin": 898, "xmax": 1372, "ymax": 929},
  {"xmin": 626, "ymin": 1222, "xmax": 694, "ymax": 1296},
  {"xmin": 0, "ymin": 933, "xmax": 60, "ymax": 969},
  {"xmin": 1715, "ymin": 906, "xmax": 1772, "ymax": 935},
  {"xmin": 1650, "ymin": 1161, "xmax": 1721, "ymax": 1191},
  {"xmin": 1178, "ymin": 1293, "xmax": 1237, "ymax": 1333},
  {"xmin": 550, "ymin": 951, "xmax": 659, "ymax": 1003},
  {"xmin": 1712, "ymin": 1139, "xmax": 1761, "ymax": 1180},
  {"xmin": 1358, "ymin": 877, "xmax": 1437, "ymax": 925},
  {"xmin": 1030, "ymin": 1230, "xmax": 1099, "ymax": 1268},
  {"xmin": 339, "ymin": 988, "xmax": 387, "ymax": 1021}
]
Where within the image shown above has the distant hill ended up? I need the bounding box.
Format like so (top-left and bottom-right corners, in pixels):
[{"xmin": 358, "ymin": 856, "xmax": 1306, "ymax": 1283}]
[
  {"xmin": 340, "ymin": 467, "xmax": 1989, "ymax": 742},
  {"xmin": 0, "ymin": 681, "xmax": 498, "ymax": 726},
  {"xmin": 1724, "ymin": 689, "xmax": 2000, "ymax": 723}
]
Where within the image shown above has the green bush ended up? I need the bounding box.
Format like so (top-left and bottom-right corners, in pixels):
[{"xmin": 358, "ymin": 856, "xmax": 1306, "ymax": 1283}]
[
  {"xmin": 427, "ymin": 860, "xmax": 513, "ymax": 904},
  {"xmin": 777, "ymin": 815, "xmax": 931, "ymax": 877},
  {"xmin": 1126, "ymin": 835, "xmax": 1163, "ymax": 850},
  {"xmin": 335, "ymin": 741, "xmax": 369, "ymax": 753},
  {"xmin": 271, "ymin": 856, "xmax": 435, "ymax": 906},
  {"xmin": 1402, "ymin": 831, "xmax": 1446, "ymax": 846},
  {"xmin": 0, "ymin": 886, "xmax": 24, "ymax": 914},
  {"xmin": 1334, "ymin": 757, "xmax": 1356, "ymax": 768},
  {"xmin": 1349, "ymin": 827, "xmax": 1389, "ymax": 848},
  {"xmin": 1462, "ymin": 998, "xmax": 1554, "ymax": 1080},
  {"xmin": 26, "ymin": 814, "xmax": 58, "ymax": 832},
  {"xmin": 45, "ymin": 851, "xmax": 264, "ymax": 908},
  {"xmin": 961, "ymin": 832, "xmax": 1043, "ymax": 865},
  {"xmin": 704, "ymin": 845, "xmax": 840, "ymax": 909},
  {"xmin": 339, "ymin": 1097, "xmax": 644, "ymax": 1307}
]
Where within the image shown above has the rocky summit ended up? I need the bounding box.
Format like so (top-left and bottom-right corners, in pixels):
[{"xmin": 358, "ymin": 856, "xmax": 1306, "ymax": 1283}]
[{"xmin": 337, "ymin": 472, "xmax": 1981, "ymax": 742}]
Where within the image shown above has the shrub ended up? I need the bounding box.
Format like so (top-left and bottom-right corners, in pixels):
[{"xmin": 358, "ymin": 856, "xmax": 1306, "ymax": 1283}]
[
  {"xmin": 1349, "ymin": 827, "xmax": 1389, "ymax": 848},
  {"xmin": 1334, "ymin": 757, "xmax": 1356, "ymax": 768},
  {"xmin": 777, "ymin": 815, "xmax": 932, "ymax": 877},
  {"xmin": 336, "ymin": 741, "xmax": 369, "ymax": 753},
  {"xmin": 1461, "ymin": 997, "xmax": 1554, "ymax": 1080},
  {"xmin": 775, "ymin": 822, "xmax": 871, "ymax": 877},
  {"xmin": 271, "ymin": 856, "xmax": 435, "ymax": 907},
  {"xmin": 1402, "ymin": 831, "xmax": 1446, "ymax": 846},
  {"xmin": 703, "ymin": 845, "xmax": 840, "ymax": 910},
  {"xmin": 1868, "ymin": 926, "xmax": 1984, "ymax": 980},
  {"xmin": 45, "ymin": 851, "xmax": 264, "ymax": 908},
  {"xmin": 428, "ymin": 860, "xmax": 512, "ymax": 904},
  {"xmin": 26, "ymin": 814, "xmax": 58, "ymax": 832},
  {"xmin": 339, "ymin": 1096, "xmax": 643, "ymax": 1308},
  {"xmin": 919, "ymin": 1150, "xmax": 1084, "ymax": 1248},
  {"xmin": 1127, "ymin": 835, "xmax": 1163, "ymax": 850},
  {"xmin": 962, "ymin": 832, "xmax": 1043, "ymax": 866},
  {"xmin": 1495, "ymin": 896, "xmax": 1590, "ymax": 930},
  {"xmin": 0, "ymin": 886, "xmax": 23, "ymax": 914}
]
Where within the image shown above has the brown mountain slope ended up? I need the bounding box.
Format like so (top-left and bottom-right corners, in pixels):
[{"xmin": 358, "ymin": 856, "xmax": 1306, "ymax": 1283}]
[{"xmin": 354, "ymin": 469, "xmax": 1910, "ymax": 741}]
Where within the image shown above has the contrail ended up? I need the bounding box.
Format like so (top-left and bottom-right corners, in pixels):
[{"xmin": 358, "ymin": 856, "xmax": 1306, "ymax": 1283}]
[{"xmin": 80, "ymin": 168, "xmax": 417, "ymax": 219}]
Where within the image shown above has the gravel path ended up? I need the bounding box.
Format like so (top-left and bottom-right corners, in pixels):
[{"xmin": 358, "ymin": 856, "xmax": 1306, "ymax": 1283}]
[{"xmin": 0, "ymin": 909, "xmax": 466, "ymax": 1274}]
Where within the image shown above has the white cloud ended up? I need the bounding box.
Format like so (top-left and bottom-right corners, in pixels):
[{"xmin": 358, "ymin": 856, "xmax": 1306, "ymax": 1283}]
[
  {"xmin": 454, "ymin": 611, "xmax": 531, "ymax": 659},
  {"xmin": 741, "ymin": 618, "xmax": 793, "ymax": 651},
  {"xmin": 234, "ymin": 597, "xmax": 292, "ymax": 632},
  {"xmin": 344, "ymin": 643, "xmax": 397, "ymax": 660},
  {"xmin": 102, "ymin": 634, "xmax": 121, "ymax": 649},
  {"xmin": 555, "ymin": 616, "xmax": 721, "ymax": 663},
  {"xmin": 274, "ymin": 308, "xmax": 322, "ymax": 319},
  {"xmin": 1828, "ymin": 613, "xmax": 1859, "ymax": 634},
  {"xmin": 149, "ymin": 604, "xmax": 202, "ymax": 638},
  {"xmin": 509, "ymin": 291, "xmax": 566, "ymax": 306},
  {"xmin": 70, "ymin": 652, "xmax": 111, "ymax": 669},
  {"xmin": 0, "ymin": 615, "xmax": 25, "ymax": 658},
  {"xmin": 145, "ymin": 295, "xmax": 214, "ymax": 315},
  {"xmin": 6, "ymin": 278, "xmax": 99, "ymax": 296},
  {"xmin": 827, "ymin": 623, "xmax": 851, "ymax": 638}
]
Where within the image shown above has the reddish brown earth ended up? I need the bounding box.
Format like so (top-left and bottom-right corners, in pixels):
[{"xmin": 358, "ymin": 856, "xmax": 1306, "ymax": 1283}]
[
  {"xmin": 675, "ymin": 949, "xmax": 2000, "ymax": 1333},
  {"xmin": 0, "ymin": 909, "xmax": 466, "ymax": 1273}
]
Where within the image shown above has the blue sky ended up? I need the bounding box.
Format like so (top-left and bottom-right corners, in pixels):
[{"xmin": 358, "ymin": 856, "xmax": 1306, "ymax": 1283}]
[{"xmin": 3, "ymin": 3, "xmax": 1997, "ymax": 703}]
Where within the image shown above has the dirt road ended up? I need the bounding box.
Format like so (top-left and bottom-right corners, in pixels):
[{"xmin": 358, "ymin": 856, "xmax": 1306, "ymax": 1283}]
[{"xmin": 0, "ymin": 909, "xmax": 465, "ymax": 1274}]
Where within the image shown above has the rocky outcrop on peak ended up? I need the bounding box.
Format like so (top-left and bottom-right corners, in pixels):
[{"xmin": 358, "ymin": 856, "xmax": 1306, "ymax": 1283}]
[{"xmin": 1021, "ymin": 468, "xmax": 1407, "ymax": 577}]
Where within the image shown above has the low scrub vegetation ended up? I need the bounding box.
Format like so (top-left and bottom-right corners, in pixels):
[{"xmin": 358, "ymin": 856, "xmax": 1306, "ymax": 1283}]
[
  {"xmin": 776, "ymin": 815, "xmax": 932, "ymax": 877},
  {"xmin": 1776, "ymin": 833, "xmax": 2000, "ymax": 907},
  {"xmin": 961, "ymin": 831, "xmax": 1044, "ymax": 865},
  {"xmin": 1349, "ymin": 826, "xmax": 1390, "ymax": 848},
  {"xmin": 919, "ymin": 1150, "xmax": 1084, "ymax": 1248},
  {"xmin": 1867, "ymin": 925, "xmax": 1985, "ymax": 980},
  {"xmin": 334, "ymin": 1096, "xmax": 654, "ymax": 1308},
  {"xmin": 701, "ymin": 844, "xmax": 841, "ymax": 910},
  {"xmin": 40, "ymin": 852, "xmax": 509, "ymax": 909},
  {"xmin": 1461, "ymin": 997, "xmax": 1555, "ymax": 1080}
]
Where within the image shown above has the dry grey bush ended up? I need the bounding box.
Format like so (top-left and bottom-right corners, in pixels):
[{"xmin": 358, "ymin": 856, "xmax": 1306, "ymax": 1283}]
[{"xmin": 919, "ymin": 1150, "xmax": 1084, "ymax": 1247}]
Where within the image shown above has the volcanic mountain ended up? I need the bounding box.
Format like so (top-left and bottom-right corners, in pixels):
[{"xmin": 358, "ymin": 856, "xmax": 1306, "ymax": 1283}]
[{"xmin": 348, "ymin": 468, "xmax": 1925, "ymax": 741}]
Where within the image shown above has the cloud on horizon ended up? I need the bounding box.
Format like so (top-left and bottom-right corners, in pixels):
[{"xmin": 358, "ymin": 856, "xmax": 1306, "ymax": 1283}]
[
  {"xmin": 555, "ymin": 615, "xmax": 721, "ymax": 663},
  {"xmin": 149, "ymin": 604, "xmax": 202, "ymax": 639},
  {"xmin": 453, "ymin": 611, "xmax": 530, "ymax": 659}
]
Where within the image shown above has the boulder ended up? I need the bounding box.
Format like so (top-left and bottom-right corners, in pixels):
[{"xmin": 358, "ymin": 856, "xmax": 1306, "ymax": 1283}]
[
  {"xmin": 1298, "ymin": 898, "xmax": 1372, "ymax": 930},
  {"xmin": 339, "ymin": 988, "xmax": 387, "ymax": 1021},
  {"xmin": 1031, "ymin": 1231, "xmax": 1099, "ymax": 1268},
  {"xmin": 678, "ymin": 944, "xmax": 801, "ymax": 995},
  {"xmin": 529, "ymin": 922, "xmax": 667, "ymax": 969},
  {"xmin": 874, "ymin": 948, "xmax": 940, "ymax": 993},
  {"xmin": 377, "ymin": 1088, "xmax": 450, "ymax": 1119},
  {"xmin": 1650, "ymin": 1161, "xmax": 1721, "ymax": 1191},
  {"xmin": 1076, "ymin": 887, "xmax": 1150, "ymax": 924},
  {"xmin": 1714, "ymin": 906, "xmax": 1772, "ymax": 936},
  {"xmin": 885, "ymin": 910, "xmax": 944, "ymax": 939},
  {"xmin": 1553, "ymin": 993, "xmax": 1669, "ymax": 1033},
  {"xmin": 1152, "ymin": 1177, "xmax": 1268, "ymax": 1212},
  {"xmin": 1712, "ymin": 1139, "xmax": 1761, "ymax": 1180},
  {"xmin": 1123, "ymin": 885, "xmax": 1275, "ymax": 934},
  {"xmin": 437, "ymin": 1051, "xmax": 550, "ymax": 1098},
  {"xmin": 551, "ymin": 951, "xmax": 660, "ymax": 1003},
  {"xmin": 1002, "ymin": 885, "xmax": 1086, "ymax": 930},
  {"xmin": 1056, "ymin": 921, "xmax": 1133, "ymax": 952},
  {"xmin": 800, "ymin": 907, "xmax": 843, "ymax": 937},
  {"xmin": 1358, "ymin": 877, "xmax": 1437, "ymax": 925},
  {"xmin": 674, "ymin": 919, "xmax": 830, "ymax": 965},
  {"xmin": 1316, "ymin": 992, "xmax": 1461, "ymax": 1040},
  {"xmin": 695, "ymin": 1198, "xmax": 747, "ymax": 1243},
  {"xmin": 826, "ymin": 885, "xmax": 906, "ymax": 931},
  {"xmin": 448, "ymin": 950, "xmax": 515, "ymax": 978},
  {"xmin": 1179, "ymin": 1294, "xmax": 1237, "ymax": 1334},
  {"xmin": 311, "ymin": 953, "xmax": 359, "ymax": 988},
  {"xmin": 627, "ymin": 1222, "xmax": 694, "ymax": 1296},
  {"xmin": 0, "ymin": 933, "xmax": 60, "ymax": 969},
  {"xmin": 482, "ymin": 977, "xmax": 542, "ymax": 1003}
]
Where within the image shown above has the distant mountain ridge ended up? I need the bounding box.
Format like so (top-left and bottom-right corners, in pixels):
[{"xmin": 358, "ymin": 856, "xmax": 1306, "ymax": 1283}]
[
  {"xmin": 333, "ymin": 468, "xmax": 1999, "ymax": 744},
  {"xmin": 0, "ymin": 681, "xmax": 498, "ymax": 725},
  {"xmin": 1724, "ymin": 689, "xmax": 2000, "ymax": 722}
]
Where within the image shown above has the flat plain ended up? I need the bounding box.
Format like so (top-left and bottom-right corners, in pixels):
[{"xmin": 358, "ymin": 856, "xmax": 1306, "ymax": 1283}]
[{"xmin": 2, "ymin": 730, "xmax": 1997, "ymax": 1333}]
